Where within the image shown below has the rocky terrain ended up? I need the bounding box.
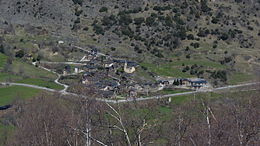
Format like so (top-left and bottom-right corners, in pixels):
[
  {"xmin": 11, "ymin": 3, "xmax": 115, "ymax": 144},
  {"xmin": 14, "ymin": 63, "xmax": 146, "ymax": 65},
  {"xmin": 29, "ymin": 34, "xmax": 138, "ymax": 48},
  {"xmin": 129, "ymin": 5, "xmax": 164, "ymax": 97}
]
[{"xmin": 0, "ymin": 0, "xmax": 260, "ymax": 85}]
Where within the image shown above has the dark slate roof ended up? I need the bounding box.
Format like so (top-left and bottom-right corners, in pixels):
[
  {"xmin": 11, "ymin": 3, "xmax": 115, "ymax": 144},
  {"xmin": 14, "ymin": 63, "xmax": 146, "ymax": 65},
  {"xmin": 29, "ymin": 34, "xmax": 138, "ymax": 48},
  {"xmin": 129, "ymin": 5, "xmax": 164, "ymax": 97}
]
[
  {"xmin": 84, "ymin": 65, "xmax": 97, "ymax": 69},
  {"xmin": 104, "ymin": 60, "xmax": 114, "ymax": 64},
  {"xmin": 181, "ymin": 78, "xmax": 190, "ymax": 81},
  {"xmin": 190, "ymin": 79, "xmax": 207, "ymax": 84},
  {"xmin": 100, "ymin": 91, "xmax": 114, "ymax": 98},
  {"xmin": 95, "ymin": 80, "xmax": 119, "ymax": 88},
  {"xmin": 83, "ymin": 72, "xmax": 94, "ymax": 77},
  {"xmin": 113, "ymin": 59, "xmax": 138, "ymax": 67},
  {"xmin": 192, "ymin": 85, "xmax": 203, "ymax": 87}
]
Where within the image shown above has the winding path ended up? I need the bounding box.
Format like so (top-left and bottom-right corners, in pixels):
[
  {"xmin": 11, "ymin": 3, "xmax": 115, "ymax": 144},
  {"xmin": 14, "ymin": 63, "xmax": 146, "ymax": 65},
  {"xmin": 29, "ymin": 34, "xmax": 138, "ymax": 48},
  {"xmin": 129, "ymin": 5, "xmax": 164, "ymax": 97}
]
[
  {"xmin": 1, "ymin": 81, "xmax": 259, "ymax": 103},
  {"xmin": 0, "ymin": 82, "xmax": 56, "ymax": 92},
  {"xmin": 40, "ymin": 61, "xmax": 87, "ymax": 66},
  {"xmin": 32, "ymin": 62, "xmax": 69, "ymax": 93},
  {"xmin": 4, "ymin": 52, "xmax": 258, "ymax": 104}
]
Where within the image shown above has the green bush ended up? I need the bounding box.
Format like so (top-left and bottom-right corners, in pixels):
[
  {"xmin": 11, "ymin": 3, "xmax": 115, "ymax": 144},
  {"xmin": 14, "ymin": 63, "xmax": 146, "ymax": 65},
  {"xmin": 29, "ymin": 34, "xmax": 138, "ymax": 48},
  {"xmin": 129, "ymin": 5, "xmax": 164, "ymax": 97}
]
[
  {"xmin": 72, "ymin": 0, "xmax": 83, "ymax": 6},
  {"xmin": 220, "ymin": 33, "xmax": 229, "ymax": 40},
  {"xmin": 83, "ymin": 27, "xmax": 89, "ymax": 31},
  {"xmin": 0, "ymin": 45, "xmax": 4, "ymax": 54},
  {"xmin": 187, "ymin": 34, "xmax": 194, "ymax": 40},
  {"xmin": 121, "ymin": 27, "xmax": 134, "ymax": 38},
  {"xmin": 211, "ymin": 17, "xmax": 219, "ymax": 24},
  {"xmin": 99, "ymin": 7, "xmax": 108, "ymax": 13},
  {"xmin": 102, "ymin": 15, "xmax": 117, "ymax": 26},
  {"xmin": 191, "ymin": 42, "xmax": 200, "ymax": 48},
  {"xmin": 211, "ymin": 70, "xmax": 227, "ymax": 82},
  {"xmin": 93, "ymin": 24, "xmax": 104, "ymax": 35},
  {"xmin": 165, "ymin": 15, "xmax": 173, "ymax": 27},
  {"xmin": 201, "ymin": 0, "xmax": 211, "ymax": 12},
  {"xmin": 134, "ymin": 17, "xmax": 145, "ymax": 25},
  {"xmin": 75, "ymin": 9, "xmax": 83, "ymax": 16},
  {"xmin": 15, "ymin": 50, "xmax": 25, "ymax": 58},
  {"xmin": 146, "ymin": 16, "xmax": 156, "ymax": 26},
  {"xmin": 119, "ymin": 14, "xmax": 132, "ymax": 25}
]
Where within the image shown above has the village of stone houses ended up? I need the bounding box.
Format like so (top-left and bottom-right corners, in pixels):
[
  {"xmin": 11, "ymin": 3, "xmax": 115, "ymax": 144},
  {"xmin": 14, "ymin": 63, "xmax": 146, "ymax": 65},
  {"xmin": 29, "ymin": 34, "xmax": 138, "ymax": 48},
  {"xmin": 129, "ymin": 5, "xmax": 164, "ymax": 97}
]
[{"xmin": 32, "ymin": 44, "xmax": 211, "ymax": 100}]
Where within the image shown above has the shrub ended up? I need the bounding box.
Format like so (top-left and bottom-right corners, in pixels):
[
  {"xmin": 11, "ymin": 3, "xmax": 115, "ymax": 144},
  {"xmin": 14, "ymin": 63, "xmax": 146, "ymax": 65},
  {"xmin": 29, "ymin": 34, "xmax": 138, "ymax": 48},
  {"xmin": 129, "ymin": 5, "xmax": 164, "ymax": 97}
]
[
  {"xmin": 187, "ymin": 34, "xmax": 194, "ymax": 40},
  {"xmin": 134, "ymin": 17, "xmax": 145, "ymax": 25},
  {"xmin": 110, "ymin": 47, "xmax": 116, "ymax": 51},
  {"xmin": 0, "ymin": 44, "xmax": 4, "ymax": 53},
  {"xmin": 165, "ymin": 15, "xmax": 173, "ymax": 27},
  {"xmin": 191, "ymin": 42, "xmax": 200, "ymax": 48},
  {"xmin": 15, "ymin": 50, "xmax": 25, "ymax": 58},
  {"xmin": 201, "ymin": 0, "xmax": 211, "ymax": 12},
  {"xmin": 220, "ymin": 33, "xmax": 229, "ymax": 40},
  {"xmin": 175, "ymin": 25, "xmax": 187, "ymax": 40},
  {"xmin": 99, "ymin": 7, "xmax": 108, "ymax": 13},
  {"xmin": 121, "ymin": 27, "xmax": 134, "ymax": 38},
  {"xmin": 153, "ymin": 5, "xmax": 171, "ymax": 11},
  {"xmin": 72, "ymin": 0, "xmax": 83, "ymax": 6},
  {"xmin": 146, "ymin": 16, "xmax": 155, "ymax": 26},
  {"xmin": 211, "ymin": 17, "xmax": 219, "ymax": 24},
  {"xmin": 93, "ymin": 24, "xmax": 104, "ymax": 35},
  {"xmin": 74, "ymin": 18, "xmax": 80, "ymax": 24},
  {"xmin": 102, "ymin": 15, "xmax": 117, "ymax": 26},
  {"xmin": 173, "ymin": 15, "xmax": 185, "ymax": 25},
  {"xmin": 211, "ymin": 70, "xmax": 227, "ymax": 82},
  {"xmin": 151, "ymin": 48, "xmax": 164, "ymax": 58},
  {"xmin": 119, "ymin": 14, "xmax": 132, "ymax": 25},
  {"xmin": 75, "ymin": 9, "xmax": 83, "ymax": 16},
  {"xmin": 186, "ymin": 54, "xmax": 191, "ymax": 59},
  {"xmin": 182, "ymin": 66, "xmax": 190, "ymax": 72},
  {"xmin": 83, "ymin": 27, "xmax": 89, "ymax": 31}
]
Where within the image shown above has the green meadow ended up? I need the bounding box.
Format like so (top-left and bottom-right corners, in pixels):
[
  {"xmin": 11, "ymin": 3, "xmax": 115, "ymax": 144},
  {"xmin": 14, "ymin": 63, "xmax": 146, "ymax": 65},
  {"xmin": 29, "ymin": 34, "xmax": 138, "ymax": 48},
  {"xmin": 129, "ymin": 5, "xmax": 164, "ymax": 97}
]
[
  {"xmin": 17, "ymin": 78, "xmax": 64, "ymax": 90},
  {"xmin": 0, "ymin": 86, "xmax": 41, "ymax": 106}
]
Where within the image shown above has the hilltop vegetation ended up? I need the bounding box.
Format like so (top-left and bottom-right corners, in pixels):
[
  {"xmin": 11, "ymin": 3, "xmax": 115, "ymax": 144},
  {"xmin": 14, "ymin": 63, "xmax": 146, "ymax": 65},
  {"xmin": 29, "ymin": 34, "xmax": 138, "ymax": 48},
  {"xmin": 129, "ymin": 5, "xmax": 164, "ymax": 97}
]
[{"xmin": 0, "ymin": 0, "xmax": 259, "ymax": 85}]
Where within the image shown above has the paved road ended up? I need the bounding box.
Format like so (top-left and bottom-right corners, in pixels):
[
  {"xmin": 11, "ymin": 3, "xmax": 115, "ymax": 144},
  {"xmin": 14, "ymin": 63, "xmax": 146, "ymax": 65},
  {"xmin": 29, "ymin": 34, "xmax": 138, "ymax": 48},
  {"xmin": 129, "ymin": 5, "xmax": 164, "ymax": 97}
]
[
  {"xmin": 0, "ymin": 82, "xmax": 56, "ymax": 92},
  {"xmin": 40, "ymin": 61, "xmax": 87, "ymax": 66},
  {"xmin": 32, "ymin": 62, "xmax": 70, "ymax": 93},
  {"xmin": 1, "ymin": 82, "xmax": 259, "ymax": 104},
  {"xmin": 72, "ymin": 45, "xmax": 108, "ymax": 57}
]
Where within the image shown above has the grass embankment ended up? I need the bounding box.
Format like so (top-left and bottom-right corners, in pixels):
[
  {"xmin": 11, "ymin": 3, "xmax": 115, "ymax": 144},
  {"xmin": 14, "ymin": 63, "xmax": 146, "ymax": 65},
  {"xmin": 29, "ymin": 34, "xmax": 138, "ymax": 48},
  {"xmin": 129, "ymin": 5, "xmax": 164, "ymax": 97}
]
[
  {"xmin": 0, "ymin": 86, "xmax": 41, "ymax": 106},
  {"xmin": 0, "ymin": 72, "xmax": 23, "ymax": 82},
  {"xmin": 141, "ymin": 59, "xmax": 226, "ymax": 78},
  {"xmin": 0, "ymin": 123, "xmax": 15, "ymax": 146},
  {"xmin": 0, "ymin": 53, "xmax": 7, "ymax": 69},
  {"xmin": 12, "ymin": 60, "xmax": 57, "ymax": 80},
  {"xmin": 159, "ymin": 88, "xmax": 191, "ymax": 95},
  {"xmin": 228, "ymin": 72, "xmax": 254, "ymax": 85},
  {"xmin": 0, "ymin": 53, "xmax": 63, "ymax": 90},
  {"xmin": 16, "ymin": 78, "xmax": 64, "ymax": 90}
]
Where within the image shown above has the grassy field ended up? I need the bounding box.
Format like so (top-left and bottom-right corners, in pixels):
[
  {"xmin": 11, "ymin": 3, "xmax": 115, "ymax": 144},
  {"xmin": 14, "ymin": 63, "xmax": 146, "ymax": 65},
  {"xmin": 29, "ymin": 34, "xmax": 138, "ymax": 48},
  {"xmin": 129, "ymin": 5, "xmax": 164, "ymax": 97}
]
[
  {"xmin": 141, "ymin": 58, "xmax": 226, "ymax": 78},
  {"xmin": 0, "ymin": 73, "xmax": 63, "ymax": 90},
  {"xmin": 0, "ymin": 53, "xmax": 57, "ymax": 80},
  {"xmin": 170, "ymin": 59, "xmax": 226, "ymax": 69},
  {"xmin": 0, "ymin": 123, "xmax": 15, "ymax": 146},
  {"xmin": 159, "ymin": 88, "xmax": 191, "ymax": 95},
  {"xmin": 0, "ymin": 53, "xmax": 7, "ymax": 69},
  {"xmin": 228, "ymin": 72, "xmax": 254, "ymax": 85},
  {"xmin": 12, "ymin": 60, "xmax": 57, "ymax": 80},
  {"xmin": 141, "ymin": 62, "xmax": 193, "ymax": 78},
  {"xmin": 17, "ymin": 78, "xmax": 64, "ymax": 90},
  {"xmin": 0, "ymin": 86, "xmax": 41, "ymax": 106},
  {"xmin": 0, "ymin": 72, "xmax": 23, "ymax": 82}
]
